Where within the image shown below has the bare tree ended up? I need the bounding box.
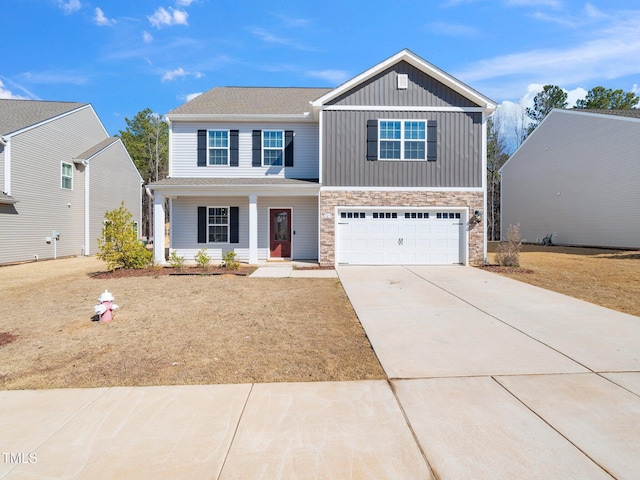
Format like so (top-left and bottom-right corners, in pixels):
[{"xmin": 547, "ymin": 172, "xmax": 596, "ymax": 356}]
[
  {"xmin": 487, "ymin": 109, "xmax": 510, "ymax": 241},
  {"xmin": 511, "ymin": 103, "xmax": 529, "ymax": 150}
]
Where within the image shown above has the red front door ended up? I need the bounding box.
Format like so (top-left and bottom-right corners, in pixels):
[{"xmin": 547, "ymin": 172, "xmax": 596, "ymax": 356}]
[{"xmin": 270, "ymin": 209, "xmax": 291, "ymax": 258}]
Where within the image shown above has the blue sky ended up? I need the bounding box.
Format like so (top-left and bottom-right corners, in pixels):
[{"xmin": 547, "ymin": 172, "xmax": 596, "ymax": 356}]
[{"xmin": 3, "ymin": 0, "xmax": 640, "ymax": 140}]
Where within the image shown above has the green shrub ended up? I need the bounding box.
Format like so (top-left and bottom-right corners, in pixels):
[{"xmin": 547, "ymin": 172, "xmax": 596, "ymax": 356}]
[
  {"xmin": 194, "ymin": 248, "xmax": 211, "ymax": 268},
  {"xmin": 168, "ymin": 250, "xmax": 185, "ymax": 268},
  {"xmin": 495, "ymin": 224, "xmax": 522, "ymax": 267},
  {"xmin": 97, "ymin": 202, "xmax": 153, "ymax": 271},
  {"xmin": 221, "ymin": 251, "xmax": 240, "ymax": 270}
]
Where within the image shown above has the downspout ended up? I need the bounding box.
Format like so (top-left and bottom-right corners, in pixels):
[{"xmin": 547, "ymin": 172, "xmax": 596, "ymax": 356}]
[
  {"xmin": 1, "ymin": 136, "xmax": 11, "ymax": 196},
  {"xmin": 84, "ymin": 161, "xmax": 90, "ymax": 255},
  {"xmin": 481, "ymin": 112, "xmax": 489, "ymax": 265},
  {"xmin": 145, "ymin": 186, "xmax": 154, "ymax": 244}
]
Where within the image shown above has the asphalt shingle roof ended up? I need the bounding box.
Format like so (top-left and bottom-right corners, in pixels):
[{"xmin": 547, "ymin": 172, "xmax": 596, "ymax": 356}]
[
  {"xmin": 0, "ymin": 99, "xmax": 86, "ymax": 136},
  {"xmin": 74, "ymin": 137, "xmax": 120, "ymax": 161},
  {"xmin": 167, "ymin": 87, "xmax": 333, "ymax": 116}
]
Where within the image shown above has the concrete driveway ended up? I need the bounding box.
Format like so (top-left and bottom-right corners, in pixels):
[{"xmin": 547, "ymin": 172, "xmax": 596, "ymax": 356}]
[{"xmin": 338, "ymin": 265, "xmax": 640, "ymax": 480}]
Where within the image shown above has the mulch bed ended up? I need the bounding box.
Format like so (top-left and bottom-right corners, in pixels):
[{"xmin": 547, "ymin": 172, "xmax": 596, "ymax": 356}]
[
  {"xmin": 90, "ymin": 266, "xmax": 255, "ymax": 279},
  {"xmin": 477, "ymin": 264, "xmax": 534, "ymax": 274}
]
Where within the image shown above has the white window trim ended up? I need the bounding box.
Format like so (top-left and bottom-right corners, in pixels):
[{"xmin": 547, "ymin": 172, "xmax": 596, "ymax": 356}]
[
  {"xmin": 208, "ymin": 129, "xmax": 229, "ymax": 166},
  {"xmin": 61, "ymin": 161, "xmax": 73, "ymax": 190},
  {"xmin": 207, "ymin": 206, "xmax": 230, "ymax": 243},
  {"xmin": 378, "ymin": 119, "xmax": 427, "ymax": 161},
  {"xmin": 262, "ymin": 130, "xmax": 284, "ymax": 167}
]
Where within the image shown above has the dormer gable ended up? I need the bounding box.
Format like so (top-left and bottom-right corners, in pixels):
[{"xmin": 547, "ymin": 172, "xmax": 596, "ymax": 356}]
[{"xmin": 312, "ymin": 49, "xmax": 496, "ymax": 113}]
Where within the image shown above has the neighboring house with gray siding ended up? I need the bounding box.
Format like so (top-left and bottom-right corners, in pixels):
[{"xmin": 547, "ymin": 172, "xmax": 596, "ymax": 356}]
[
  {"xmin": 149, "ymin": 49, "xmax": 496, "ymax": 266},
  {"xmin": 0, "ymin": 99, "xmax": 143, "ymax": 265},
  {"xmin": 500, "ymin": 108, "xmax": 640, "ymax": 249}
]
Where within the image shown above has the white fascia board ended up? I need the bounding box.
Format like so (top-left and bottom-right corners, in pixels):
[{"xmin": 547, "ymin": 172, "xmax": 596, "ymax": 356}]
[
  {"xmin": 166, "ymin": 113, "xmax": 315, "ymax": 123},
  {"xmin": 312, "ymin": 49, "xmax": 497, "ymax": 113},
  {"xmin": 321, "ymin": 186, "xmax": 483, "ymax": 192},
  {"xmin": 322, "ymin": 105, "xmax": 489, "ymax": 113}
]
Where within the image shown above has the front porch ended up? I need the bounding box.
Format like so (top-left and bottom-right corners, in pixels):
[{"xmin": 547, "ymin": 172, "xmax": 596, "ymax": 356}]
[{"xmin": 149, "ymin": 178, "xmax": 320, "ymax": 265}]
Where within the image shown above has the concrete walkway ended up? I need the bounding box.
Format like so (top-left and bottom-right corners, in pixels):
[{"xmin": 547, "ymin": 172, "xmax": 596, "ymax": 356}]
[
  {"xmin": 2, "ymin": 266, "xmax": 639, "ymax": 479},
  {"xmin": 250, "ymin": 261, "xmax": 338, "ymax": 278}
]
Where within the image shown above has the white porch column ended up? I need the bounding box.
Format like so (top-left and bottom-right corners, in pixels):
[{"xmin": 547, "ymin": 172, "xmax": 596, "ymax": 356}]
[
  {"xmin": 153, "ymin": 193, "xmax": 166, "ymax": 265},
  {"xmin": 249, "ymin": 194, "xmax": 258, "ymax": 264}
]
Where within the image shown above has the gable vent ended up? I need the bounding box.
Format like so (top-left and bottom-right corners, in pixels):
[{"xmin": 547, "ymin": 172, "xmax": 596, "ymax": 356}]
[{"xmin": 397, "ymin": 73, "xmax": 408, "ymax": 90}]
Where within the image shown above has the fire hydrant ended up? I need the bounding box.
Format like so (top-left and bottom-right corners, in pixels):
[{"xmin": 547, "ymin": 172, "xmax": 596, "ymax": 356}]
[{"xmin": 94, "ymin": 290, "xmax": 118, "ymax": 323}]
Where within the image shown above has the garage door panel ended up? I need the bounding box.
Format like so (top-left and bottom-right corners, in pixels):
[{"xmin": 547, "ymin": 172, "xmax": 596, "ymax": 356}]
[{"xmin": 337, "ymin": 209, "xmax": 464, "ymax": 265}]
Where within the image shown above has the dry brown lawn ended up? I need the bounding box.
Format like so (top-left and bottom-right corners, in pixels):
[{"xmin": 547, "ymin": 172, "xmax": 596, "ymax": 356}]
[
  {"xmin": 0, "ymin": 257, "xmax": 385, "ymax": 390},
  {"xmin": 485, "ymin": 244, "xmax": 640, "ymax": 317}
]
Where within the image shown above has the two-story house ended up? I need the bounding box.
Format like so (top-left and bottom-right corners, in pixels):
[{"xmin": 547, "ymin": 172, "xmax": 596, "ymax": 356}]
[
  {"xmin": 149, "ymin": 49, "xmax": 496, "ymax": 266},
  {"xmin": 0, "ymin": 99, "xmax": 143, "ymax": 265}
]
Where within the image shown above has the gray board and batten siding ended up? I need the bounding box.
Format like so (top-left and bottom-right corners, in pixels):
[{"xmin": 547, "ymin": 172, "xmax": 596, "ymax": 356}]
[
  {"xmin": 323, "ymin": 110, "xmax": 482, "ymax": 188},
  {"xmin": 322, "ymin": 61, "xmax": 483, "ymax": 188},
  {"xmin": 326, "ymin": 61, "xmax": 480, "ymax": 108}
]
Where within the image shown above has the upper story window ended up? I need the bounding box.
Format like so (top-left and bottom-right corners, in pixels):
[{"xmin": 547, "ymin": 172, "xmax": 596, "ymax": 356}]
[
  {"xmin": 262, "ymin": 130, "xmax": 284, "ymax": 166},
  {"xmin": 208, "ymin": 130, "xmax": 229, "ymax": 165},
  {"xmin": 61, "ymin": 162, "xmax": 73, "ymax": 189},
  {"xmin": 379, "ymin": 120, "xmax": 426, "ymax": 160}
]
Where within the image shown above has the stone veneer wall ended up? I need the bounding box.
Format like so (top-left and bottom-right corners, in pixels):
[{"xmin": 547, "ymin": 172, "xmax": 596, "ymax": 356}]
[{"xmin": 319, "ymin": 190, "xmax": 485, "ymax": 266}]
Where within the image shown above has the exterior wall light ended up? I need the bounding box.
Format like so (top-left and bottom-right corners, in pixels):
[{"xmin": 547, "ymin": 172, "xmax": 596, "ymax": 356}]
[{"xmin": 474, "ymin": 210, "xmax": 482, "ymax": 222}]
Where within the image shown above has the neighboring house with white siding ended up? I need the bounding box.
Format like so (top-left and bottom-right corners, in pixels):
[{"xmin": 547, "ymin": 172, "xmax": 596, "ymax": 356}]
[
  {"xmin": 500, "ymin": 108, "xmax": 640, "ymax": 249},
  {"xmin": 149, "ymin": 49, "xmax": 496, "ymax": 266},
  {"xmin": 0, "ymin": 99, "xmax": 143, "ymax": 265}
]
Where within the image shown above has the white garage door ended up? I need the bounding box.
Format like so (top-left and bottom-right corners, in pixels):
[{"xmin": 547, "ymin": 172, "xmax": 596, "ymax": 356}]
[{"xmin": 336, "ymin": 209, "xmax": 465, "ymax": 265}]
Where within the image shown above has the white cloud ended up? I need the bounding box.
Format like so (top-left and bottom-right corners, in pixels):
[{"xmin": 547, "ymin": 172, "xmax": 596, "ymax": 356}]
[
  {"xmin": 185, "ymin": 92, "xmax": 203, "ymax": 102},
  {"xmin": 249, "ymin": 27, "xmax": 316, "ymax": 51},
  {"xmin": 506, "ymin": 0, "xmax": 561, "ymax": 7},
  {"xmin": 161, "ymin": 67, "xmax": 202, "ymax": 82},
  {"xmin": 455, "ymin": 11, "xmax": 640, "ymax": 90},
  {"xmin": 441, "ymin": 0, "xmax": 480, "ymax": 6},
  {"xmin": 94, "ymin": 7, "xmax": 115, "ymax": 26},
  {"xmin": 142, "ymin": 31, "xmax": 153, "ymax": 43},
  {"xmin": 276, "ymin": 15, "xmax": 311, "ymax": 28},
  {"xmin": 251, "ymin": 28, "xmax": 292, "ymax": 46},
  {"xmin": 427, "ymin": 21, "xmax": 478, "ymax": 36},
  {"xmin": 19, "ymin": 71, "xmax": 88, "ymax": 85},
  {"xmin": 176, "ymin": 0, "xmax": 195, "ymax": 5},
  {"xmin": 58, "ymin": 0, "xmax": 81, "ymax": 14},
  {"xmin": 148, "ymin": 7, "xmax": 189, "ymax": 28},
  {"xmin": 162, "ymin": 67, "xmax": 186, "ymax": 81},
  {"xmin": 307, "ymin": 69, "xmax": 350, "ymax": 85},
  {"xmin": 0, "ymin": 80, "xmax": 27, "ymax": 99},
  {"xmin": 584, "ymin": 2, "xmax": 606, "ymax": 19}
]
